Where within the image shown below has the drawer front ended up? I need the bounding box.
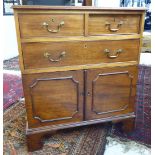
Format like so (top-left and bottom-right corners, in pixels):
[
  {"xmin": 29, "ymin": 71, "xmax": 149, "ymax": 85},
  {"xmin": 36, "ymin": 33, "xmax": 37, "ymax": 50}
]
[
  {"xmin": 22, "ymin": 70, "xmax": 84, "ymax": 128},
  {"xmin": 22, "ymin": 41, "xmax": 85, "ymax": 69},
  {"xmin": 84, "ymin": 39, "xmax": 140, "ymax": 64},
  {"xmin": 18, "ymin": 14, "xmax": 84, "ymax": 38},
  {"xmin": 22, "ymin": 40, "xmax": 139, "ymax": 70},
  {"xmin": 88, "ymin": 14, "xmax": 141, "ymax": 35}
]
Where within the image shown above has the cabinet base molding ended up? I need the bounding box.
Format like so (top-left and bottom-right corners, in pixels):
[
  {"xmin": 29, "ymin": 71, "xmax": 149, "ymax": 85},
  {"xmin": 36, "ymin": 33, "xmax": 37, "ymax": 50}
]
[{"xmin": 26, "ymin": 113, "xmax": 135, "ymax": 151}]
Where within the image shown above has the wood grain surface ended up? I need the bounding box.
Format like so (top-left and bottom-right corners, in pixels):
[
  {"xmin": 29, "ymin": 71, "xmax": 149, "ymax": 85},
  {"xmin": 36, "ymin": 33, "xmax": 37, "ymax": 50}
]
[
  {"xmin": 22, "ymin": 39, "xmax": 140, "ymax": 70},
  {"xmin": 18, "ymin": 14, "xmax": 84, "ymax": 38},
  {"xmin": 22, "ymin": 70, "xmax": 84, "ymax": 128},
  {"xmin": 85, "ymin": 65, "xmax": 137, "ymax": 120},
  {"xmin": 88, "ymin": 14, "xmax": 141, "ymax": 35}
]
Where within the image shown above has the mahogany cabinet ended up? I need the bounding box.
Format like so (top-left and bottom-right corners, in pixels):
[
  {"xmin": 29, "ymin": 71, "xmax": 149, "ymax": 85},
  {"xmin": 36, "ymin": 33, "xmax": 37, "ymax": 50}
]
[{"xmin": 13, "ymin": 6, "xmax": 146, "ymax": 151}]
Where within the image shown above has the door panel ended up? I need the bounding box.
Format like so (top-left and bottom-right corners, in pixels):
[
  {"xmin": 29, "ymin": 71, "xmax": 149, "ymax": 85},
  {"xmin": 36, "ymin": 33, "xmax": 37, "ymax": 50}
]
[
  {"xmin": 85, "ymin": 66, "xmax": 137, "ymax": 120},
  {"xmin": 22, "ymin": 70, "xmax": 84, "ymax": 128}
]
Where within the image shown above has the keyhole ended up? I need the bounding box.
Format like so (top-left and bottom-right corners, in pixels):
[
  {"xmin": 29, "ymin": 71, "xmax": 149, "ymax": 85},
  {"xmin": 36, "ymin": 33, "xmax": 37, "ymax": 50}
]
[
  {"xmin": 87, "ymin": 92, "xmax": 90, "ymax": 96},
  {"xmin": 51, "ymin": 18, "xmax": 54, "ymax": 22},
  {"xmin": 84, "ymin": 44, "xmax": 87, "ymax": 48}
]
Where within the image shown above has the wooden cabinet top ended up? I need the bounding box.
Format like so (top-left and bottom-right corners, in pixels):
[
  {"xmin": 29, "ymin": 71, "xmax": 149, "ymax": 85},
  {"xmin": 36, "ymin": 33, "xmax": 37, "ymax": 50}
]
[{"xmin": 12, "ymin": 5, "xmax": 146, "ymax": 11}]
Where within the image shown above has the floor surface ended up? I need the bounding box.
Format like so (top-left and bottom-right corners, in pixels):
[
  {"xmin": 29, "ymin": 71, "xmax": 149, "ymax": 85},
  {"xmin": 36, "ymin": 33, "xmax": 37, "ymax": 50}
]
[{"xmin": 104, "ymin": 137, "xmax": 151, "ymax": 155}]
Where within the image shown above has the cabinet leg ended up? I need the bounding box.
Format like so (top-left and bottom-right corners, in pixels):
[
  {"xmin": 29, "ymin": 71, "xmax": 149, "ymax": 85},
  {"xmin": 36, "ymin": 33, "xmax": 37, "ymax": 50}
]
[
  {"xmin": 122, "ymin": 118, "xmax": 135, "ymax": 133},
  {"xmin": 26, "ymin": 133, "xmax": 44, "ymax": 152}
]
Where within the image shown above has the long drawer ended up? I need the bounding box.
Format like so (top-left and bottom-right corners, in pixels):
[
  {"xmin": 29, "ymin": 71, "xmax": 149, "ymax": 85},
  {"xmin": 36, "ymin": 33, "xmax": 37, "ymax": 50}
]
[
  {"xmin": 88, "ymin": 14, "xmax": 141, "ymax": 35},
  {"xmin": 18, "ymin": 14, "xmax": 84, "ymax": 38},
  {"xmin": 22, "ymin": 39, "xmax": 140, "ymax": 70}
]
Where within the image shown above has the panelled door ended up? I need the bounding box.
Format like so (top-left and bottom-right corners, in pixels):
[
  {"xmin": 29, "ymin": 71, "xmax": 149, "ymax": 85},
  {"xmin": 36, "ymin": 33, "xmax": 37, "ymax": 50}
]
[
  {"xmin": 85, "ymin": 66, "xmax": 138, "ymax": 120},
  {"xmin": 22, "ymin": 70, "xmax": 84, "ymax": 128},
  {"xmin": 23, "ymin": 66, "xmax": 138, "ymax": 128}
]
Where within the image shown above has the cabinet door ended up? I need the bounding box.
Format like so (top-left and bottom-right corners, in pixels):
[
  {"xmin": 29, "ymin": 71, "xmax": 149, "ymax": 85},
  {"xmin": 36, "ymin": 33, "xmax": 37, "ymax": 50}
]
[
  {"xmin": 22, "ymin": 70, "xmax": 84, "ymax": 128},
  {"xmin": 85, "ymin": 66, "xmax": 138, "ymax": 120}
]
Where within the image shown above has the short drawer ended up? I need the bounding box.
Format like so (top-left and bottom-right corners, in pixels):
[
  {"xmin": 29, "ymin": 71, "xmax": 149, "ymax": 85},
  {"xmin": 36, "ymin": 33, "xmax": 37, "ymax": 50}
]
[
  {"xmin": 84, "ymin": 39, "xmax": 140, "ymax": 64},
  {"xmin": 18, "ymin": 14, "xmax": 84, "ymax": 38},
  {"xmin": 22, "ymin": 41, "xmax": 86, "ymax": 69},
  {"xmin": 88, "ymin": 14, "xmax": 141, "ymax": 35}
]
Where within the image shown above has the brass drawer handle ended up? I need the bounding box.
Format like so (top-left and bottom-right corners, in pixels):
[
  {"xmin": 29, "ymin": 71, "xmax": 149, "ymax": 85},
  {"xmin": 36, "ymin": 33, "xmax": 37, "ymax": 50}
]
[
  {"xmin": 105, "ymin": 21, "xmax": 123, "ymax": 32},
  {"xmin": 104, "ymin": 49, "xmax": 123, "ymax": 59},
  {"xmin": 44, "ymin": 51, "xmax": 66, "ymax": 62},
  {"xmin": 42, "ymin": 19, "xmax": 65, "ymax": 33}
]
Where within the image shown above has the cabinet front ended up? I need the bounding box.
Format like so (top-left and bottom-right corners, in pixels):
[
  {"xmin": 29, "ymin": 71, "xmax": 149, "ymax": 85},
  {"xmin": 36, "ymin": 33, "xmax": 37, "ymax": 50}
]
[
  {"xmin": 85, "ymin": 66, "xmax": 137, "ymax": 120},
  {"xmin": 22, "ymin": 70, "xmax": 84, "ymax": 128}
]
